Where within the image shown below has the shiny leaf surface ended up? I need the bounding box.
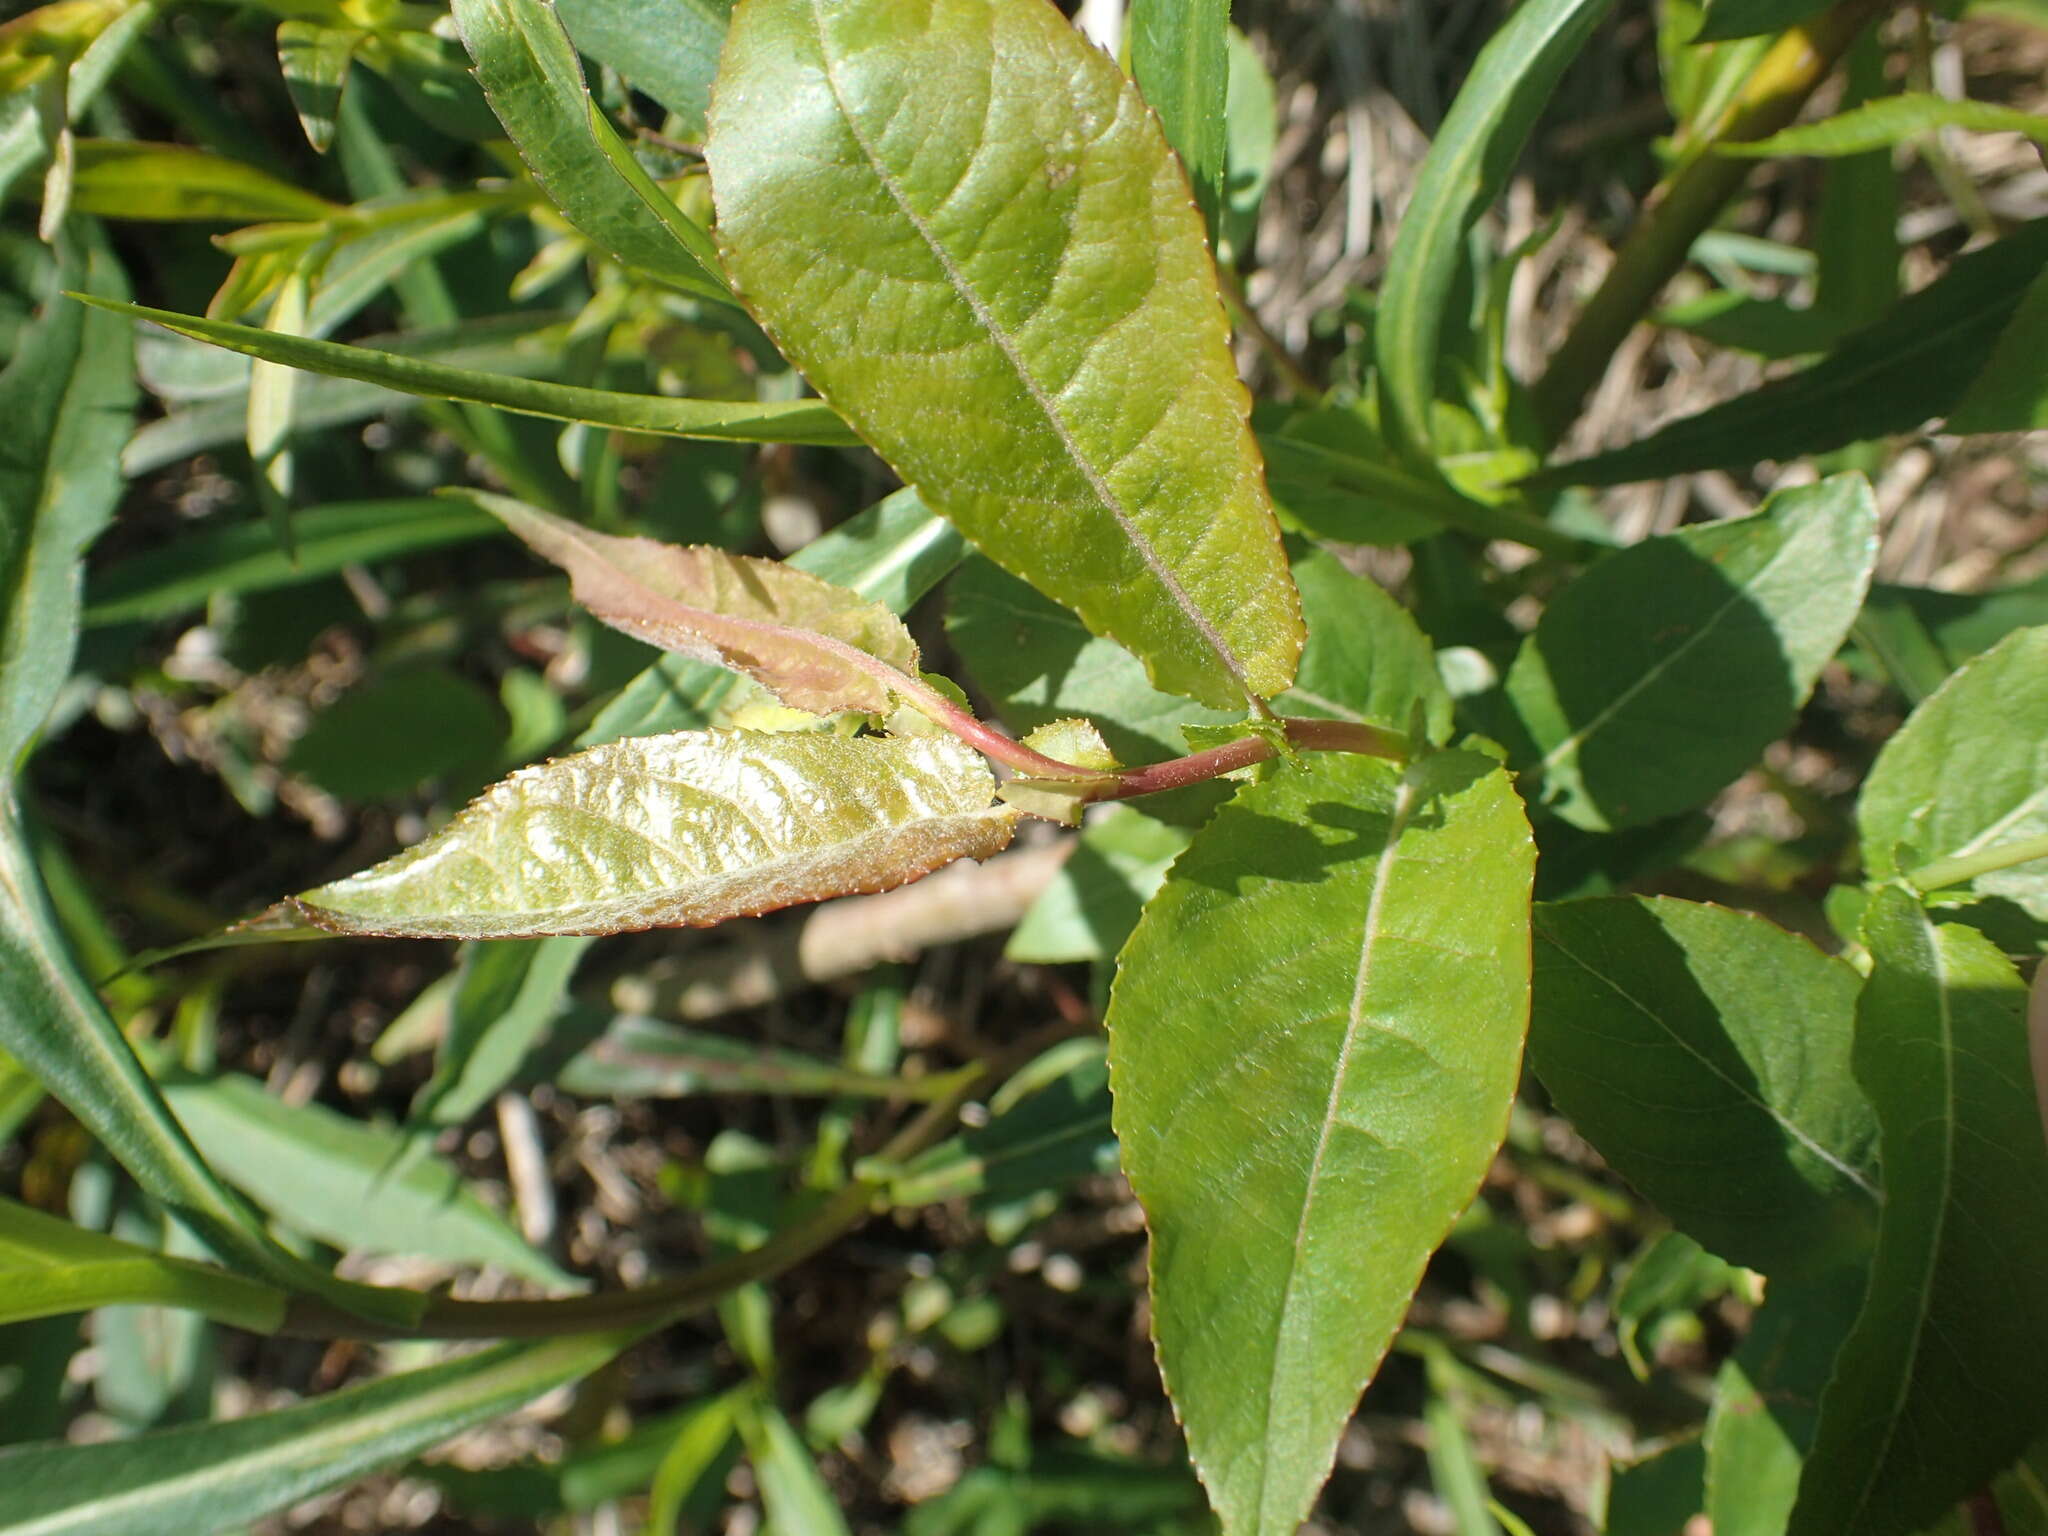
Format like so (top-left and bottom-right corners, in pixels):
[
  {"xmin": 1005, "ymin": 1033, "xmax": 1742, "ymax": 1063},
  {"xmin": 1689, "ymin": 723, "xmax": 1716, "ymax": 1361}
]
[
  {"xmin": 1108, "ymin": 751, "xmax": 1533, "ymax": 1534},
  {"xmin": 291, "ymin": 730, "xmax": 1015, "ymax": 940},
  {"xmin": 707, "ymin": 0, "xmax": 1302, "ymax": 708}
]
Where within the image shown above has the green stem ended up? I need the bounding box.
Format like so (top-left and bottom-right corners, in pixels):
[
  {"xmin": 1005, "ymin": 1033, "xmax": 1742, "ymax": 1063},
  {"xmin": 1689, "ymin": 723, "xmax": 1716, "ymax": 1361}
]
[
  {"xmin": 1529, "ymin": 0, "xmax": 1890, "ymax": 446},
  {"xmin": 1905, "ymin": 832, "xmax": 2048, "ymax": 896}
]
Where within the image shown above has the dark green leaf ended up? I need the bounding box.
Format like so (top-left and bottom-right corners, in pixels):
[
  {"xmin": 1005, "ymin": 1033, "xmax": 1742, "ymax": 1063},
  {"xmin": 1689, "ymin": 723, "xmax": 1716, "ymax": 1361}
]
[
  {"xmin": 162, "ymin": 1072, "xmax": 576, "ymax": 1287},
  {"xmin": 554, "ymin": 0, "xmax": 729, "ymax": 138},
  {"xmin": 1860, "ymin": 626, "xmax": 2048, "ymax": 923},
  {"xmin": 1507, "ymin": 474, "xmax": 1876, "ymax": 831},
  {"xmin": 1129, "ymin": 0, "xmax": 1230, "ymax": 242},
  {"xmin": 1696, "ymin": 0, "xmax": 1832, "ymax": 40},
  {"xmin": 0, "ymin": 1327, "xmax": 636, "ymax": 1535},
  {"xmin": 74, "ymin": 296, "xmax": 859, "ymax": 447},
  {"xmin": 1607, "ymin": 1439, "xmax": 1706, "ymax": 1536},
  {"xmin": 737, "ymin": 1397, "xmax": 851, "ymax": 1536},
  {"xmin": 1530, "ymin": 896, "xmax": 1878, "ymax": 1276},
  {"xmin": 1859, "ymin": 575, "xmax": 2048, "ymax": 679},
  {"xmin": 1219, "ymin": 28, "xmax": 1277, "ymax": 264},
  {"xmin": 1374, "ymin": 0, "xmax": 1614, "ymax": 459},
  {"xmin": 707, "ymin": 0, "xmax": 1303, "ymax": 709},
  {"xmin": 558, "ymin": 1013, "xmax": 923, "ymax": 1100},
  {"xmin": 85, "ymin": 499, "xmax": 499, "ymax": 626},
  {"xmin": 1541, "ymin": 221, "xmax": 2048, "ymax": 484},
  {"xmin": 1006, "ymin": 808, "xmax": 1191, "ymax": 965},
  {"xmin": 286, "ymin": 667, "xmax": 508, "ymax": 801},
  {"xmin": 1947, "ymin": 262, "xmax": 2048, "ymax": 434},
  {"xmin": 1704, "ymin": 1268, "xmax": 1866, "ymax": 1536},
  {"xmin": 1791, "ymin": 890, "xmax": 2048, "ymax": 1536},
  {"xmin": 1, "ymin": 230, "xmax": 131, "ymax": 775},
  {"xmin": 1109, "ymin": 750, "xmax": 1533, "ymax": 1534},
  {"xmin": 452, "ymin": 0, "xmax": 729, "ymax": 301}
]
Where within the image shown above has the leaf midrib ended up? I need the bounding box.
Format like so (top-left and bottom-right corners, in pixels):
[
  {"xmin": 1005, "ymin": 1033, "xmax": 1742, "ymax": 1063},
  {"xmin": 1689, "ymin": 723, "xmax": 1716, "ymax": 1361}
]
[
  {"xmin": 803, "ymin": 0, "xmax": 1256, "ymax": 704},
  {"xmin": 1256, "ymin": 770, "xmax": 1422, "ymax": 1525}
]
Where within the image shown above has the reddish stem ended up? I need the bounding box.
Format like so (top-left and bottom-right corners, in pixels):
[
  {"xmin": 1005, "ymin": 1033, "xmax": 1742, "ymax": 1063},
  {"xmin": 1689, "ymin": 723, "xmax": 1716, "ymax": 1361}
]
[{"xmin": 1089, "ymin": 717, "xmax": 1406, "ymax": 801}]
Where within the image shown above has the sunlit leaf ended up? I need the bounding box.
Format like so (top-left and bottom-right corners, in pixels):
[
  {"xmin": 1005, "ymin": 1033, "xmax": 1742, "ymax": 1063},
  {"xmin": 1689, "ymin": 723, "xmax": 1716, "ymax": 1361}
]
[
  {"xmin": 62, "ymin": 140, "xmax": 337, "ymax": 222},
  {"xmin": 0, "ymin": 1328, "xmax": 637, "ymax": 1536},
  {"xmin": 71, "ymin": 295, "xmax": 858, "ymax": 446},
  {"xmin": 554, "ymin": 0, "xmax": 728, "ymax": 139},
  {"xmin": 286, "ymin": 729, "xmax": 1015, "ymax": 940},
  {"xmin": 452, "ymin": 0, "xmax": 728, "ymax": 302},
  {"xmin": 1129, "ymin": 0, "xmax": 1229, "ymax": 242},
  {"xmin": 1714, "ymin": 91, "xmax": 2048, "ymax": 157},
  {"xmin": 475, "ymin": 491, "xmax": 920, "ymax": 716},
  {"xmin": 1790, "ymin": 891, "xmax": 2048, "ymax": 1536},
  {"xmin": 1507, "ymin": 475, "xmax": 1876, "ymax": 831},
  {"xmin": 1860, "ymin": 626, "xmax": 2048, "ymax": 923},
  {"xmin": 276, "ymin": 21, "xmax": 363, "ymax": 154},
  {"xmin": 1109, "ymin": 750, "xmax": 1533, "ymax": 1535},
  {"xmin": 0, "ymin": 1195, "xmax": 286, "ymax": 1332},
  {"xmin": 707, "ymin": 0, "xmax": 1302, "ymax": 709}
]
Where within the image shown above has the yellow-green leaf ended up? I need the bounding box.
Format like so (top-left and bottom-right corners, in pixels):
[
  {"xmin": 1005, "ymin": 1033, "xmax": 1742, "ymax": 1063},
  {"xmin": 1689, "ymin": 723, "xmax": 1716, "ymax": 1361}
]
[
  {"xmin": 290, "ymin": 730, "xmax": 1016, "ymax": 940},
  {"xmin": 706, "ymin": 0, "xmax": 1302, "ymax": 710}
]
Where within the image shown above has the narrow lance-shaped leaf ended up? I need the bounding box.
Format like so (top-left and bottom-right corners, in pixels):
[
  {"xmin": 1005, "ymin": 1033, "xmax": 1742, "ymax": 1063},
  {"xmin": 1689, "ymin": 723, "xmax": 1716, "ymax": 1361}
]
[
  {"xmin": 284, "ymin": 729, "xmax": 1016, "ymax": 941},
  {"xmin": 1108, "ymin": 751, "xmax": 1534, "ymax": 1535},
  {"xmin": 1859, "ymin": 625, "xmax": 2048, "ymax": 923},
  {"xmin": 472, "ymin": 491, "xmax": 919, "ymax": 716},
  {"xmin": 69, "ymin": 295, "xmax": 860, "ymax": 446},
  {"xmin": 1128, "ymin": 0, "xmax": 1229, "ymax": 242},
  {"xmin": 276, "ymin": 21, "xmax": 363, "ymax": 154},
  {"xmin": 1790, "ymin": 889, "xmax": 2048, "ymax": 1536},
  {"xmin": 452, "ymin": 0, "xmax": 729, "ymax": 301},
  {"xmin": 60, "ymin": 140, "xmax": 338, "ymax": 223},
  {"xmin": 707, "ymin": 0, "xmax": 1303, "ymax": 710},
  {"xmin": 0, "ymin": 1195, "xmax": 287, "ymax": 1333},
  {"xmin": 1539, "ymin": 220, "xmax": 2048, "ymax": 485},
  {"xmin": 1507, "ymin": 474, "xmax": 1877, "ymax": 831},
  {"xmin": 0, "ymin": 1327, "xmax": 638, "ymax": 1536},
  {"xmin": 1947, "ymin": 262, "xmax": 2048, "ymax": 436},
  {"xmin": 1373, "ymin": 0, "xmax": 1614, "ymax": 461},
  {"xmin": 1713, "ymin": 91, "xmax": 2048, "ymax": 158}
]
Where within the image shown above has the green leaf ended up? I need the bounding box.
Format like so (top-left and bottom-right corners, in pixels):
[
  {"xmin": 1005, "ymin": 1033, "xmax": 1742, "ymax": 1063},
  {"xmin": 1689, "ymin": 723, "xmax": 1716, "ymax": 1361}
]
[
  {"xmin": 123, "ymin": 312, "xmax": 570, "ymax": 477},
  {"xmin": 84, "ymin": 498, "xmax": 498, "ymax": 626},
  {"xmin": 71, "ymin": 295, "xmax": 858, "ymax": 447},
  {"xmin": 1947, "ymin": 262, "xmax": 2048, "ymax": 434},
  {"xmin": 286, "ymin": 666, "xmax": 508, "ymax": 801},
  {"xmin": 555, "ymin": 0, "xmax": 729, "ymax": 139},
  {"xmin": 1, "ymin": 230, "xmax": 131, "ymax": 776},
  {"xmin": 1257, "ymin": 406, "xmax": 1455, "ymax": 546},
  {"xmin": 1791, "ymin": 890, "xmax": 2048, "ymax": 1536},
  {"xmin": 944, "ymin": 554, "xmax": 1236, "ymax": 784},
  {"xmin": 276, "ymin": 22, "xmax": 364, "ymax": 154},
  {"xmin": 1858, "ymin": 575, "xmax": 2048, "ymax": 683},
  {"xmin": 1006, "ymin": 807, "xmax": 1191, "ymax": 965},
  {"xmin": 411, "ymin": 935, "xmax": 594, "ymax": 1129},
  {"xmin": 1373, "ymin": 0, "xmax": 1614, "ymax": 460},
  {"xmin": 0, "ymin": 1327, "xmax": 637, "ymax": 1536},
  {"xmin": 1542, "ymin": 220, "xmax": 2048, "ymax": 484},
  {"xmin": 160, "ymin": 1072, "xmax": 574, "ymax": 1288},
  {"xmin": 1219, "ymin": 27, "xmax": 1277, "ymax": 264},
  {"xmin": 1696, "ymin": 0, "xmax": 1832, "ymax": 40},
  {"xmin": 1613, "ymin": 1230, "xmax": 1740, "ymax": 1380},
  {"xmin": 1529, "ymin": 896, "xmax": 1878, "ymax": 1276},
  {"xmin": 1108, "ymin": 750, "xmax": 1533, "ymax": 1535},
  {"xmin": 1704, "ymin": 1268, "xmax": 1866, "ymax": 1536},
  {"xmin": 1607, "ymin": 1440, "xmax": 1706, "ymax": 1536},
  {"xmin": 1860, "ymin": 626, "xmax": 2048, "ymax": 923},
  {"xmin": 1811, "ymin": 36, "xmax": 1900, "ymax": 334},
  {"xmin": 706, "ymin": 0, "xmax": 1303, "ymax": 710},
  {"xmin": 287, "ymin": 729, "xmax": 1016, "ymax": 940},
  {"xmin": 451, "ymin": 0, "xmax": 729, "ymax": 302},
  {"xmin": 558, "ymin": 1013, "xmax": 926, "ymax": 1100},
  {"xmin": 0, "ymin": 1195, "xmax": 287, "ymax": 1332},
  {"xmin": 60, "ymin": 140, "xmax": 338, "ymax": 223},
  {"xmin": 1714, "ymin": 91, "xmax": 2048, "ymax": 157},
  {"xmin": 1507, "ymin": 474, "xmax": 1877, "ymax": 831},
  {"xmin": 475, "ymin": 491, "xmax": 921, "ymax": 716},
  {"xmin": 737, "ymin": 1396, "xmax": 852, "ymax": 1536},
  {"xmin": 1129, "ymin": 0, "xmax": 1229, "ymax": 243},
  {"xmin": 1279, "ymin": 547, "xmax": 1454, "ymax": 740}
]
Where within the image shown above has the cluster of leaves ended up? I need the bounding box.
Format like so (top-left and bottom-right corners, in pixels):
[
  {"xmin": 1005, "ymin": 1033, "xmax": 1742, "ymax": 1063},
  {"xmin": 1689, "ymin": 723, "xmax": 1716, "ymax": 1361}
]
[{"xmin": 3, "ymin": 0, "xmax": 2048, "ymax": 1532}]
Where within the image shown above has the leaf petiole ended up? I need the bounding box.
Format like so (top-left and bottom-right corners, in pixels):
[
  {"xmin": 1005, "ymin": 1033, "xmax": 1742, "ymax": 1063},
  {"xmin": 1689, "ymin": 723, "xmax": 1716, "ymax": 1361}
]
[{"xmin": 1904, "ymin": 832, "xmax": 2048, "ymax": 896}]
